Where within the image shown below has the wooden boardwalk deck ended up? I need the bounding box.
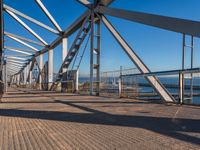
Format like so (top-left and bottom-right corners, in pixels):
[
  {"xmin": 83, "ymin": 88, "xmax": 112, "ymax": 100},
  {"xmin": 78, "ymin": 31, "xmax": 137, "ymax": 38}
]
[{"xmin": 0, "ymin": 88, "xmax": 199, "ymax": 150}]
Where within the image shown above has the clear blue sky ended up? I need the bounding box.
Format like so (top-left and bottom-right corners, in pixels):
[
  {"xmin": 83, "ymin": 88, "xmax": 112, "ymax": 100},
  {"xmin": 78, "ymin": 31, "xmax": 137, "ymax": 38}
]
[{"xmin": 4, "ymin": 0, "xmax": 200, "ymax": 75}]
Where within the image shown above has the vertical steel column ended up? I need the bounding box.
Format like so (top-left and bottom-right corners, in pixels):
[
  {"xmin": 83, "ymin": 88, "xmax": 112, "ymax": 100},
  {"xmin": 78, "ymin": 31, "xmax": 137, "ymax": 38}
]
[
  {"xmin": 96, "ymin": 19, "xmax": 101, "ymax": 96},
  {"xmin": 75, "ymin": 70, "xmax": 79, "ymax": 92},
  {"xmin": 179, "ymin": 73, "xmax": 183, "ymax": 104},
  {"xmin": 24, "ymin": 67, "xmax": 27, "ymax": 85},
  {"xmin": 61, "ymin": 38, "xmax": 68, "ymax": 92},
  {"xmin": 2, "ymin": 63, "xmax": 4, "ymax": 90},
  {"xmin": 181, "ymin": 34, "xmax": 185, "ymax": 102},
  {"xmin": 0, "ymin": 0, "xmax": 4, "ymax": 94},
  {"xmin": 62, "ymin": 38, "xmax": 68, "ymax": 72},
  {"xmin": 190, "ymin": 36, "xmax": 194, "ymax": 100},
  {"xmin": 119, "ymin": 66, "xmax": 122, "ymax": 97},
  {"xmin": 29, "ymin": 61, "xmax": 32, "ymax": 86},
  {"xmin": 29, "ymin": 70, "xmax": 32, "ymax": 85},
  {"xmin": 48, "ymin": 49, "xmax": 53, "ymax": 90},
  {"xmin": 39, "ymin": 54, "xmax": 43, "ymax": 89},
  {"xmin": 17, "ymin": 74, "xmax": 20, "ymax": 86},
  {"xmin": 27, "ymin": 63, "xmax": 29, "ymax": 84},
  {"xmin": 4, "ymin": 62, "xmax": 7, "ymax": 92},
  {"xmin": 90, "ymin": 10, "xmax": 94, "ymax": 95}
]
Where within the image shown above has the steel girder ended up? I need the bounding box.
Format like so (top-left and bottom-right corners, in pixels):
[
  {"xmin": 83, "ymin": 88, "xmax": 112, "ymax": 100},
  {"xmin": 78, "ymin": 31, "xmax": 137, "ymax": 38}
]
[
  {"xmin": 5, "ymin": 9, "xmax": 48, "ymax": 45},
  {"xmin": 4, "ymin": 32, "xmax": 44, "ymax": 47},
  {"xmin": 96, "ymin": 6, "xmax": 200, "ymax": 37},
  {"xmin": 3, "ymin": 0, "xmax": 200, "ymax": 102},
  {"xmin": 101, "ymin": 15, "xmax": 174, "ymax": 102},
  {"xmin": 4, "ymin": 4, "xmax": 59, "ymax": 35},
  {"xmin": 35, "ymin": 0, "xmax": 62, "ymax": 32}
]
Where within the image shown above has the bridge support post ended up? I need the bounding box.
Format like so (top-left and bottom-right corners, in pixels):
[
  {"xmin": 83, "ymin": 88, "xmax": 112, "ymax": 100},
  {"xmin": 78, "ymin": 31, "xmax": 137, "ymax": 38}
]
[
  {"xmin": 90, "ymin": 12, "xmax": 101, "ymax": 96},
  {"xmin": 29, "ymin": 61, "xmax": 32, "ymax": 87},
  {"xmin": 39, "ymin": 54, "xmax": 43, "ymax": 89},
  {"xmin": 0, "ymin": 0, "xmax": 4, "ymax": 94},
  {"xmin": 90, "ymin": 11, "xmax": 94, "ymax": 95},
  {"xmin": 96, "ymin": 18, "xmax": 101, "ymax": 96},
  {"xmin": 23, "ymin": 67, "xmax": 27, "ymax": 86},
  {"xmin": 62, "ymin": 38, "xmax": 68, "ymax": 73},
  {"xmin": 48, "ymin": 49, "xmax": 53, "ymax": 90},
  {"xmin": 4, "ymin": 62, "xmax": 7, "ymax": 92},
  {"xmin": 179, "ymin": 73, "xmax": 184, "ymax": 104},
  {"xmin": 61, "ymin": 38, "xmax": 68, "ymax": 92},
  {"xmin": 27, "ymin": 64, "xmax": 30, "ymax": 86},
  {"xmin": 17, "ymin": 74, "xmax": 20, "ymax": 86}
]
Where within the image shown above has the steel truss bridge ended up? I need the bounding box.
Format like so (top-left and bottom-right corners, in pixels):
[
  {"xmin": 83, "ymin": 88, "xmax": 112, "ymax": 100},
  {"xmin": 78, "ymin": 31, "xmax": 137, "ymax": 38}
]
[{"xmin": 0, "ymin": 0, "xmax": 200, "ymax": 103}]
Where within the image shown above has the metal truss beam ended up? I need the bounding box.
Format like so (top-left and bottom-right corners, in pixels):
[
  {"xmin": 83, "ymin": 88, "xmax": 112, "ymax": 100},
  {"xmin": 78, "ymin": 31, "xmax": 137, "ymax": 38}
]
[
  {"xmin": 35, "ymin": 0, "xmax": 62, "ymax": 32},
  {"xmin": 7, "ymin": 62, "xmax": 24, "ymax": 67},
  {"xmin": 7, "ymin": 69, "xmax": 17, "ymax": 74},
  {"xmin": 31, "ymin": 10, "xmax": 90, "ymax": 59},
  {"xmin": 5, "ymin": 34, "xmax": 39, "ymax": 51},
  {"xmin": 4, "ymin": 4, "xmax": 59, "ymax": 35},
  {"xmin": 5, "ymin": 47, "xmax": 33, "ymax": 55},
  {"xmin": 4, "ymin": 46, "xmax": 35, "ymax": 53},
  {"xmin": 7, "ymin": 65, "xmax": 23, "ymax": 69},
  {"xmin": 4, "ymin": 54, "xmax": 31, "ymax": 57},
  {"xmin": 5, "ymin": 56, "xmax": 28, "ymax": 61},
  {"xmin": 7, "ymin": 66, "xmax": 20, "ymax": 71},
  {"xmin": 97, "ymin": 6, "xmax": 200, "ymax": 37},
  {"xmin": 4, "ymin": 31, "xmax": 44, "ymax": 46},
  {"xmin": 77, "ymin": 0, "xmax": 91, "ymax": 8},
  {"xmin": 12, "ymin": 1, "xmax": 114, "ymax": 74},
  {"xmin": 7, "ymin": 59, "xmax": 26, "ymax": 64},
  {"xmin": 5, "ymin": 9, "xmax": 48, "ymax": 45},
  {"xmin": 101, "ymin": 15, "xmax": 174, "ymax": 102},
  {"xmin": 99, "ymin": 0, "xmax": 115, "ymax": 6}
]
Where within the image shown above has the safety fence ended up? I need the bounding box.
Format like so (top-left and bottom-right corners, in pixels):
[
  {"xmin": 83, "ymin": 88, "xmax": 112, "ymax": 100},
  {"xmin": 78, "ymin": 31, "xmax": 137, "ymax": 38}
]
[
  {"xmin": 121, "ymin": 69, "xmax": 200, "ymax": 105},
  {"xmin": 79, "ymin": 67, "xmax": 200, "ymax": 105},
  {"xmin": 11, "ymin": 67, "xmax": 200, "ymax": 105}
]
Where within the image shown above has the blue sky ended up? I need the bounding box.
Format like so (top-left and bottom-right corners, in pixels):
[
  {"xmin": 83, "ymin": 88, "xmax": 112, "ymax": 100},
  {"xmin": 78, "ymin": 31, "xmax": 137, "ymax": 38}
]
[{"xmin": 3, "ymin": 0, "xmax": 200, "ymax": 75}]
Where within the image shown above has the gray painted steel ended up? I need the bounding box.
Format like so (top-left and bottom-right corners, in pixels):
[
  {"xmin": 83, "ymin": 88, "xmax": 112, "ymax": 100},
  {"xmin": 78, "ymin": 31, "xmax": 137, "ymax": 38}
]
[
  {"xmin": 101, "ymin": 15, "xmax": 174, "ymax": 102},
  {"xmin": 97, "ymin": 6, "xmax": 200, "ymax": 37}
]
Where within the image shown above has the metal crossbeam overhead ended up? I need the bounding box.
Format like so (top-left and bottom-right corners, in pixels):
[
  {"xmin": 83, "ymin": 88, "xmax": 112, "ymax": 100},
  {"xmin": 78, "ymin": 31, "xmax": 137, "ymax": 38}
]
[
  {"xmin": 4, "ymin": 5, "xmax": 59, "ymax": 35},
  {"xmin": 5, "ymin": 9, "xmax": 48, "ymax": 45},
  {"xmin": 4, "ymin": 46, "xmax": 35, "ymax": 53},
  {"xmin": 7, "ymin": 62, "xmax": 24, "ymax": 67},
  {"xmin": 4, "ymin": 31, "xmax": 44, "ymax": 46},
  {"xmin": 5, "ymin": 47, "xmax": 33, "ymax": 55},
  {"xmin": 6, "ymin": 56, "xmax": 28, "ymax": 61},
  {"xmin": 7, "ymin": 66, "xmax": 20, "ymax": 71},
  {"xmin": 101, "ymin": 15, "xmax": 174, "ymax": 102},
  {"xmin": 97, "ymin": 6, "xmax": 200, "ymax": 37},
  {"xmin": 28, "ymin": 10, "xmax": 90, "ymax": 60},
  {"xmin": 7, "ymin": 65, "xmax": 23, "ymax": 69},
  {"xmin": 7, "ymin": 59, "xmax": 26, "ymax": 64},
  {"xmin": 19, "ymin": 0, "xmax": 114, "ymax": 73},
  {"xmin": 77, "ymin": 0, "xmax": 91, "ymax": 5},
  {"xmin": 99, "ymin": 0, "xmax": 115, "ymax": 6},
  {"xmin": 8, "ymin": 69, "xmax": 17, "ymax": 72},
  {"xmin": 5, "ymin": 54, "xmax": 31, "ymax": 57},
  {"xmin": 7, "ymin": 69, "xmax": 20, "ymax": 75},
  {"xmin": 5, "ymin": 34, "xmax": 38, "ymax": 52},
  {"xmin": 35, "ymin": 0, "xmax": 62, "ymax": 32},
  {"xmin": 77, "ymin": 0, "xmax": 91, "ymax": 8},
  {"xmin": 7, "ymin": 69, "xmax": 17, "ymax": 73}
]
